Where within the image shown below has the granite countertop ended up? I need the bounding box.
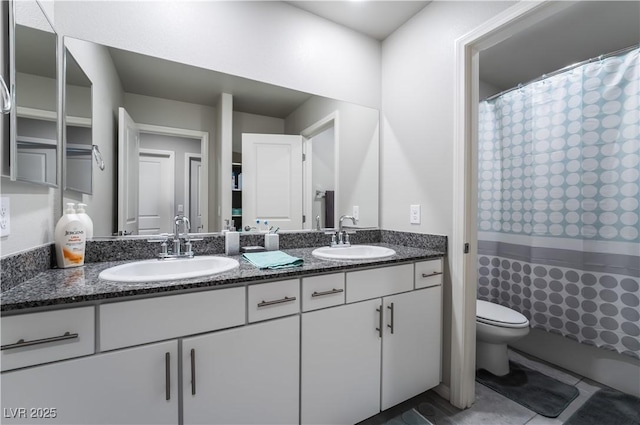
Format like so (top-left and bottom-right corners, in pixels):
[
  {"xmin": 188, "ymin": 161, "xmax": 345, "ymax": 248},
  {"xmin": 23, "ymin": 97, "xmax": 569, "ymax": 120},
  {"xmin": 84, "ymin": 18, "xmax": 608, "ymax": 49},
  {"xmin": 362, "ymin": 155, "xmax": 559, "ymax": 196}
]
[{"xmin": 1, "ymin": 243, "xmax": 444, "ymax": 312}]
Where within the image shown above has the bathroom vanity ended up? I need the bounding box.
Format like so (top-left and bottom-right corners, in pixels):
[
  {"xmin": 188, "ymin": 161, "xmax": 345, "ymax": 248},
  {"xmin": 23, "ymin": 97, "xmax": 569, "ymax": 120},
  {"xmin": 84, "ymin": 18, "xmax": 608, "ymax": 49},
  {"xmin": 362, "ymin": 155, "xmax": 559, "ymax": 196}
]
[{"xmin": 0, "ymin": 243, "xmax": 444, "ymax": 425}]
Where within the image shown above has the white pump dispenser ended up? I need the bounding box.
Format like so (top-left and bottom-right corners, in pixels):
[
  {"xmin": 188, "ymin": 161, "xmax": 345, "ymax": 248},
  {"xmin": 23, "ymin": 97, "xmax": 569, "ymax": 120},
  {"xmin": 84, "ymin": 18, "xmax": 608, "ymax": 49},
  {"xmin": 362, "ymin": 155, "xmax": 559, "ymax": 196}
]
[
  {"xmin": 76, "ymin": 203, "xmax": 94, "ymax": 240},
  {"xmin": 54, "ymin": 203, "xmax": 86, "ymax": 268}
]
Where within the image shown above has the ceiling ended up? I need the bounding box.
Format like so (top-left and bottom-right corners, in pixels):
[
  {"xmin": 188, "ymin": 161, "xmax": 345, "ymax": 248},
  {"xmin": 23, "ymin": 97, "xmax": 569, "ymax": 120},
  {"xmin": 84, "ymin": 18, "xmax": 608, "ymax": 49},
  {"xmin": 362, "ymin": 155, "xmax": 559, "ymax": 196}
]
[
  {"xmin": 285, "ymin": 1, "xmax": 431, "ymax": 40},
  {"xmin": 479, "ymin": 1, "xmax": 640, "ymax": 95}
]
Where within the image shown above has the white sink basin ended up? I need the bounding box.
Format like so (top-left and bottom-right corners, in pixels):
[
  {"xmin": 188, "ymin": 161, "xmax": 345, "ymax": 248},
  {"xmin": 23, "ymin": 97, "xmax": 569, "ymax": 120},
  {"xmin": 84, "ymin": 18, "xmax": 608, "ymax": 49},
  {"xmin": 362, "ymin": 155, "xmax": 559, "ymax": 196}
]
[
  {"xmin": 99, "ymin": 256, "xmax": 239, "ymax": 283},
  {"xmin": 312, "ymin": 245, "xmax": 396, "ymax": 260}
]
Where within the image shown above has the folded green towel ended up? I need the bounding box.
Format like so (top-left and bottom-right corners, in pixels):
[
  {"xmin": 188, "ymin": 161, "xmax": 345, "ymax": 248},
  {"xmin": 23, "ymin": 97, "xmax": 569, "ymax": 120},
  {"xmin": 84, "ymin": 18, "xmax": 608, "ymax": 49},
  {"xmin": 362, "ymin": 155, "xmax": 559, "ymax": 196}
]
[{"xmin": 242, "ymin": 251, "xmax": 303, "ymax": 270}]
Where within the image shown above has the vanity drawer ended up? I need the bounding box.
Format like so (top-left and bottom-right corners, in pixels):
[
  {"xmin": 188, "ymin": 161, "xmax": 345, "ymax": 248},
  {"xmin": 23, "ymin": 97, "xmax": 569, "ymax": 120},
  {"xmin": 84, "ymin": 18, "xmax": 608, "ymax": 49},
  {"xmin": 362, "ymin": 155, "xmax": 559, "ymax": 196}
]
[
  {"xmin": 100, "ymin": 287, "xmax": 245, "ymax": 351},
  {"xmin": 248, "ymin": 279, "xmax": 300, "ymax": 323},
  {"xmin": 302, "ymin": 273, "xmax": 345, "ymax": 312},
  {"xmin": 346, "ymin": 264, "xmax": 413, "ymax": 303},
  {"xmin": 415, "ymin": 259, "xmax": 443, "ymax": 289},
  {"xmin": 1, "ymin": 307, "xmax": 95, "ymax": 371}
]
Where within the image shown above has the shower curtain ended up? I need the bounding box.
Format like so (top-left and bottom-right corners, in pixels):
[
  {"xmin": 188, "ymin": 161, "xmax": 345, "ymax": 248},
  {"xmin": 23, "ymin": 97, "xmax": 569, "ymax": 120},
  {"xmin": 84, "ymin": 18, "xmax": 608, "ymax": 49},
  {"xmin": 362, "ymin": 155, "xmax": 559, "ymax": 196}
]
[{"xmin": 477, "ymin": 47, "xmax": 639, "ymax": 359}]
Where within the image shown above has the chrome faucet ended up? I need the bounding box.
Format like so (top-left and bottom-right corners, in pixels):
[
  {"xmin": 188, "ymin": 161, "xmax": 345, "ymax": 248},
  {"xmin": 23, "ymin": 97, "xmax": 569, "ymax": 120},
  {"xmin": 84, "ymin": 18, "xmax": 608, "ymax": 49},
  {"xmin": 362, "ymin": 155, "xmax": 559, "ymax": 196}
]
[
  {"xmin": 173, "ymin": 214, "xmax": 191, "ymax": 256},
  {"xmin": 332, "ymin": 215, "xmax": 358, "ymax": 247},
  {"xmin": 148, "ymin": 214, "xmax": 199, "ymax": 259}
]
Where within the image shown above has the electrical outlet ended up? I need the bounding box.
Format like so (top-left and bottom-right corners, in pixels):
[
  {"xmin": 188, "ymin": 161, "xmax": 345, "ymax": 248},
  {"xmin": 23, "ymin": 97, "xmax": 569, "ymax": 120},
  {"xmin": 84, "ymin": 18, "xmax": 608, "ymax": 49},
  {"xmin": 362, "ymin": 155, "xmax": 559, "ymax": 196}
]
[
  {"xmin": 0, "ymin": 197, "xmax": 10, "ymax": 237},
  {"xmin": 410, "ymin": 204, "xmax": 421, "ymax": 224},
  {"xmin": 353, "ymin": 206, "xmax": 359, "ymax": 221}
]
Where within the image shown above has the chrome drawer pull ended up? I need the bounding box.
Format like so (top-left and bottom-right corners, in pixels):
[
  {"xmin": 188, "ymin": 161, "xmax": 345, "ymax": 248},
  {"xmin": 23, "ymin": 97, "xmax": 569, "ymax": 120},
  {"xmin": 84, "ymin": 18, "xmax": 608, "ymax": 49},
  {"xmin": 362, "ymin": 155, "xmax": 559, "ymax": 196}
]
[
  {"xmin": 190, "ymin": 348, "xmax": 196, "ymax": 395},
  {"xmin": 1, "ymin": 332, "xmax": 79, "ymax": 351},
  {"xmin": 165, "ymin": 352, "xmax": 171, "ymax": 401},
  {"xmin": 387, "ymin": 303, "xmax": 395, "ymax": 334},
  {"xmin": 311, "ymin": 288, "xmax": 344, "ymax": 298},
  {"xmin": 421, "ymin": 271, "xmax": 443, "ymax": 278},
  {"xmin": 375, "ymin": 306, "xmax": 383, "ymax": 338},
  {"xmin": 257, "ymin": 296, "xmax": 296, "ymax": 308}
]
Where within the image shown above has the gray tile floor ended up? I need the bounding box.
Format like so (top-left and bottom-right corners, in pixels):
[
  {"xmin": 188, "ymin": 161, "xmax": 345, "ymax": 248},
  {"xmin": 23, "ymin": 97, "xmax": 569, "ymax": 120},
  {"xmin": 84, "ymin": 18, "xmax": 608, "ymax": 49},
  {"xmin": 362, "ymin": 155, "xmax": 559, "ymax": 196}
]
[{"xmin": 358, "ymin": 349, "xmax": 609, "ymax": 425}]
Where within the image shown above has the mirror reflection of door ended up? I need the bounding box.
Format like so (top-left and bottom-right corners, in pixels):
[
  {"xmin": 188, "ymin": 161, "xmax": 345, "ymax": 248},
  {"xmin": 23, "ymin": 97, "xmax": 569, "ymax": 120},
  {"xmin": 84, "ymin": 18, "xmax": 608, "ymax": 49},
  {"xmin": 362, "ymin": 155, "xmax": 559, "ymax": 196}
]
[
  {"xmin": 118, "ymin": 107, "xmax": 205, "ymax": 236},
  {"xmin": 188, "ymin": 156, "xmax": 203, "ymax": 233},
  {"xmin": 117, "ymin": 107, "xmax": 139, "ymax": 236},
  {"xmin": 242, "ymin": 134, "xmax": 303, "ymax": 231},
  {"xmin": 138, "ymin": 149, "xmax": 174, "ymax": 235}
]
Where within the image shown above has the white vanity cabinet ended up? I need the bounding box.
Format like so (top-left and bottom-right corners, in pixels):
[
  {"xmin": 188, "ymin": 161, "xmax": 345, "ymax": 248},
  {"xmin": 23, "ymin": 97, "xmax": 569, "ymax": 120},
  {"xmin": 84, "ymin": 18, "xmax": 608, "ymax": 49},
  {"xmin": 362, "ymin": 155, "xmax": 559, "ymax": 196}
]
[
  {"xmin": 1, "ymin": 257, "xmax": 444, "ymax": 425},
  {"xmin": 381, "ymin": 286, "xmax": 442, "ymax": 410},
  {"xmin": 301, "ymin": 299, "xmax": 382, "ymax": 425},
  {"xmin": 301, "ymin": 264, "xmax": 443, "ymax": 425},
  {"xmin": 0, "ymin": 340, "xmax": 179, "ymax": 424},
  {"xmin": 182, "ymin": 315, "xmax": 299, "ymax": 425}
]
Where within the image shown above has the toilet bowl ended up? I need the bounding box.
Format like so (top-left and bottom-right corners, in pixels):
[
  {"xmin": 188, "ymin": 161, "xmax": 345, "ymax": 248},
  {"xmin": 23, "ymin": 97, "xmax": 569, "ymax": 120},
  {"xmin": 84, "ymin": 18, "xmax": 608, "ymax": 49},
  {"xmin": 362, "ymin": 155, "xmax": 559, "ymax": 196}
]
[{"xmin": 476, "ymin": 299, "xmax": 529, "ymax": 376}]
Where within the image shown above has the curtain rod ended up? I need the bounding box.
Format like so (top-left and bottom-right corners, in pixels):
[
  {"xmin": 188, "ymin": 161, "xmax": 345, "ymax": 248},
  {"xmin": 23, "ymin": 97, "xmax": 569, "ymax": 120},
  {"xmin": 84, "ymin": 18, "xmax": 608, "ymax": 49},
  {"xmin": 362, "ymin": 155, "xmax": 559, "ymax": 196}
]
[{"xmin": 482, "ymin": 44, "xmax": 639, "ymax": 102}]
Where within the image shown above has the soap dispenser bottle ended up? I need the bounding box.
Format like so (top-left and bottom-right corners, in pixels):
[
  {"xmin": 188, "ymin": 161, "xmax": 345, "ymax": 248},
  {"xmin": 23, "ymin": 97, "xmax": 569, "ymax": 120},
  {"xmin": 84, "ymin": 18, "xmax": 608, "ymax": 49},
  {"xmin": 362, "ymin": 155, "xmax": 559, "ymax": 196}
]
[
  {"xmin": 54, "ymin": 203, "xmax": 86, "ymax": 268},
  {"xmin": 76, "ymin": 203, "xmax": 94, "ymax": 240}
]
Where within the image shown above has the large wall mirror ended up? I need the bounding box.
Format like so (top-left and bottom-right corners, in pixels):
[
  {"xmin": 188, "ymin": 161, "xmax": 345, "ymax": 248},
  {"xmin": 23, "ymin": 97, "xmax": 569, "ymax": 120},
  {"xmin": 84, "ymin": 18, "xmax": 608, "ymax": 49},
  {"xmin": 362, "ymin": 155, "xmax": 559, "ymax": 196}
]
[
  {"xmin": 63, "ymin": 37, "xmax": 379, "ymax": 238},
  {"xmin": 8, "ymin": 0, "xmax": 58, "ymax": 186}
]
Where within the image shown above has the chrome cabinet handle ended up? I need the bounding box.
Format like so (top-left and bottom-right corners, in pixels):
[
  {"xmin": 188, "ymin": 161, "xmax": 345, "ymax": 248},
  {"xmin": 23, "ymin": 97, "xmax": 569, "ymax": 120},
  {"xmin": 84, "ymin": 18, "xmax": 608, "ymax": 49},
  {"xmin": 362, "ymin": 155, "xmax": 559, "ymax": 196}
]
[
  {"xmin": 257, "ymin": 296, "xmax": 296, "ymax": 308},
  {"xmin": 165, "ymin": 352, "xmax": 171, "ymax": 401},
  {"xmin": 1, "ymin": 332, "xmax": 79, "ymax": 351},
  {"xmin": 190, "ymin": 348, "xmax": 196, "ymax": 395},
  {"xmin": 311, "ymin": 288, "xmax": 344, "ymax": 298},
  {"xmin": 421, "ymin": 271, "xmax": 443, "ymax": 278},
  {"xmin": 387, "ymin": 303, "xmax": 395, "ymax": 334},
  {"xmin": 375, "ymin": 306, "xmax": 383, "ymax": 338}
]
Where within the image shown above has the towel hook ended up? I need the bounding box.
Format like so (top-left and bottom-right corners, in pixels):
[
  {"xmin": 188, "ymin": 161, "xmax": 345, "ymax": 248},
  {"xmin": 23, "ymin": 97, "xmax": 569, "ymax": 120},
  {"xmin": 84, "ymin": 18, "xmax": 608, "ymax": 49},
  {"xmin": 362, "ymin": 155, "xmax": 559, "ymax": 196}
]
[
  {"xmin": 0, "ymin": 75, "xmax": 12, "ymax": 115},
  {"xmin": 92, "ymin": 145, "xmax": 105, "ymax": 171}
]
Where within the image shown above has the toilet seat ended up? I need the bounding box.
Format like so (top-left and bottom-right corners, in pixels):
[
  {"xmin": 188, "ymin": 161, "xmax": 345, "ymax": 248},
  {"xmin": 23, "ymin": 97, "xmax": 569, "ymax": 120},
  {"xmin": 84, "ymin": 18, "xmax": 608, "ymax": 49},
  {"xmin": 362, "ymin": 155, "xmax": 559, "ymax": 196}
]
[{"xmin": 476, "ymin": 299, "xmax": 529, "ymax": 329}]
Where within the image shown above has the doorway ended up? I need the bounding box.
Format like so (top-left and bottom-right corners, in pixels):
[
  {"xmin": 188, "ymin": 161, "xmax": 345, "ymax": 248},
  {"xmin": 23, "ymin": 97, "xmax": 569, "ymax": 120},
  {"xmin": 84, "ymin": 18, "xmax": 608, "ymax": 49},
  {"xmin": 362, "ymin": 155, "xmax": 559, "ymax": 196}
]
[{"xmin": 452, "ymin": 1, "xmax": 583, "ymax": 409}]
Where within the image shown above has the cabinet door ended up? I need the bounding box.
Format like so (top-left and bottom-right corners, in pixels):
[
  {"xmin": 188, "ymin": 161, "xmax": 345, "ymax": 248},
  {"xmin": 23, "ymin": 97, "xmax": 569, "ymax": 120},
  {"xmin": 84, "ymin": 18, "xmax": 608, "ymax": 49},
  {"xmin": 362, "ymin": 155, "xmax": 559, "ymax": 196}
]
[
  {"xmin": 1, "ymin": 341, "xmax": 178, "ymax": 424},
  {"xmin": 381, "ymin": 286, "xmax": 442, "ymax": 410},
  {"xmin": 301, "ymin": 299, "xmax": 381, "ymax": 425},
  {"xmin": 183, "ymin": 316, "xmax": 299, "ymax": 425}
]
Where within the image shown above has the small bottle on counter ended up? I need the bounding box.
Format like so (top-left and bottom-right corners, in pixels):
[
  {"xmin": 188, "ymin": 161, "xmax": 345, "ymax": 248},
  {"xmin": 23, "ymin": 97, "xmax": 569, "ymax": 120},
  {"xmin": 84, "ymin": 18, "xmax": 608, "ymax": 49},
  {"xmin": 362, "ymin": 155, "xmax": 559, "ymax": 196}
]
[{"xmin": 225, "ymin": 231, "xmax": 240, "ymax": 255}]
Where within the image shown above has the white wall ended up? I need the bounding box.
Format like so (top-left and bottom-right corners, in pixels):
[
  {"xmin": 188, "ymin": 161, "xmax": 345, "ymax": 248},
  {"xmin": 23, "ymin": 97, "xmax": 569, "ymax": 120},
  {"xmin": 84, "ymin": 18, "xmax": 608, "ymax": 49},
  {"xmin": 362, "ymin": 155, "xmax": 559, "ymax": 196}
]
[
  {"xmin": 380, "ymin": 0, "xmax": 516, "ymax": 390},
  {"xmin": 53, "ymin": 1, "xmax": 381, "ymax": 110},
  {"xmin": 285, "ymin": 96, "xmax": 379, "ymax": 228}
]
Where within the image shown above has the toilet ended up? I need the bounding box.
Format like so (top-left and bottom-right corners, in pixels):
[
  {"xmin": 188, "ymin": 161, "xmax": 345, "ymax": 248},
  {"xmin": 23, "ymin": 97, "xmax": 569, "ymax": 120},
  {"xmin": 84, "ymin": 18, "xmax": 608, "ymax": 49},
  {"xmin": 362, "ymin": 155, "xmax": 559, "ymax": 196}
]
[{"xmin": 476, "ymin": 299, "xmax": 530, "ymax": 376}]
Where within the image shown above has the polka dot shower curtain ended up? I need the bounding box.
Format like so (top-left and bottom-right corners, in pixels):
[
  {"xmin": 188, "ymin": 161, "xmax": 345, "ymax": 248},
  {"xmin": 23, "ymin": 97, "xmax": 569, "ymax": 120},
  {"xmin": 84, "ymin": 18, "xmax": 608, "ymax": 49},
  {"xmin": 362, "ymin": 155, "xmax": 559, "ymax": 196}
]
[{"xmin": 476, "ymin": 47, "xmax": 640, "ymax": 359}]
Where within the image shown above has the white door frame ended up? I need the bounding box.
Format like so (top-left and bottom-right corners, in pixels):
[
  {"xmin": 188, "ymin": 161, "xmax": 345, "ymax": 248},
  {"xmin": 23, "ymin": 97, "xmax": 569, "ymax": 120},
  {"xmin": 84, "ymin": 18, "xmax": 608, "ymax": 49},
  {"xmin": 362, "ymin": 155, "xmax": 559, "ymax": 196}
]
[
  {"xmin": 451, "ymin": 0, "xmax": 577, "ymax": 409},
  {"xmin": 138, "ymin": 123, "xmax": 209, "ymax": 233},
  {"xmin": 184, "ymin": 153, "xmax": 202, "ymax": 228},
  {"xmin": 300, "ymin": 111, "xmax": 339, "ymax": 230}
]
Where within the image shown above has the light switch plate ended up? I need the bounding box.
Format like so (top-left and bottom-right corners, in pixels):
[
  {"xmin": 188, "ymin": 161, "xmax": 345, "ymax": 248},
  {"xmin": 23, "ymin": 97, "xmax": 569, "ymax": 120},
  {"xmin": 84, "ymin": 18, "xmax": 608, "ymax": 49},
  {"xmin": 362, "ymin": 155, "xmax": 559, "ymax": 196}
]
[
  {"xmin": 410, "ymin": 204, "xmax": 421, "ymax": 224},
  {"xmin": 353, "ymin": 206, "xmax": 359, "ymax": 221},
  {"xmin": 1, "ymin": 197, "xmax": 10, "ymax": 237}
]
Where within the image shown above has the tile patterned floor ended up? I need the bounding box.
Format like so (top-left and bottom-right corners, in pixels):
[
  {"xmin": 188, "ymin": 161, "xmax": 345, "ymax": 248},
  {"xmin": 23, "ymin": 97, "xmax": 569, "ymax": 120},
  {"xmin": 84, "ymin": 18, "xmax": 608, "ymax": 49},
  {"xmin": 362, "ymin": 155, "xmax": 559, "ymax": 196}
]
[{"xmin": 358, "ymin": 349, "xmax": 609, "ymax": 425}]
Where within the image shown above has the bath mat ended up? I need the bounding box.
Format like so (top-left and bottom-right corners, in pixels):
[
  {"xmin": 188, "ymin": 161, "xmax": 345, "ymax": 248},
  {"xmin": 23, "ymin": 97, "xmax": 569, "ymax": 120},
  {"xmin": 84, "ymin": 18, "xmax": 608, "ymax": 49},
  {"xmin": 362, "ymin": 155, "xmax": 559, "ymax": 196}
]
[
  {"xmin": 476, "ymin": 361, "xmax": 579, "ymax": 417},
  {"xmin": 563, "ymin": 388, "xmax": 640, "ymax": 425},
  {"xmin": 383, "ymin": 408, "xmax": 433, "ymax": 425}
]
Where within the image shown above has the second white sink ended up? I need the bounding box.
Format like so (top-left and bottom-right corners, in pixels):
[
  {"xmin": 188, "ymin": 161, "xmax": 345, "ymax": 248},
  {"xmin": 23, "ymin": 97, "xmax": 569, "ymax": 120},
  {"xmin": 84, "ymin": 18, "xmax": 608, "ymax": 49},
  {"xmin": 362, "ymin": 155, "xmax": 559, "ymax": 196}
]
[
  {"xmin": 312, "ymin": 245, "xmax": 396, "ymax": 260},
  {"xmin": 99, "ymin": 256, "xmax": 239, "ymax": 283}
]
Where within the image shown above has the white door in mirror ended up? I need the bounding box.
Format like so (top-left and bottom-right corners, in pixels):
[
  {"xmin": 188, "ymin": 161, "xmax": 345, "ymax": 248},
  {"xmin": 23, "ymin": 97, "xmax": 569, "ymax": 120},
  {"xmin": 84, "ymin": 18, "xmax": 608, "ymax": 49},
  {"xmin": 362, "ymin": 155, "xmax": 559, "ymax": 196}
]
[{"xmin": 99, "ymin": 256, "xmax": 239, "ymax": 283}]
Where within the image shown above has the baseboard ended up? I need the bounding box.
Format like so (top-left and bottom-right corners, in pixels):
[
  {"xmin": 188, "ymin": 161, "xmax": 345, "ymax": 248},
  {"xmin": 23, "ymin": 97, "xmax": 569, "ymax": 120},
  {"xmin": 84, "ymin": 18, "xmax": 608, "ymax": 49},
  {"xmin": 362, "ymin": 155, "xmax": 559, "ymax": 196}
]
[
  {"xmin": 511, "ymin": 328, "xmax": 640, "ymax": 397},
  {"xmin": 433, "ymin": 383, "xmax": 450, "ymax": 401}
]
